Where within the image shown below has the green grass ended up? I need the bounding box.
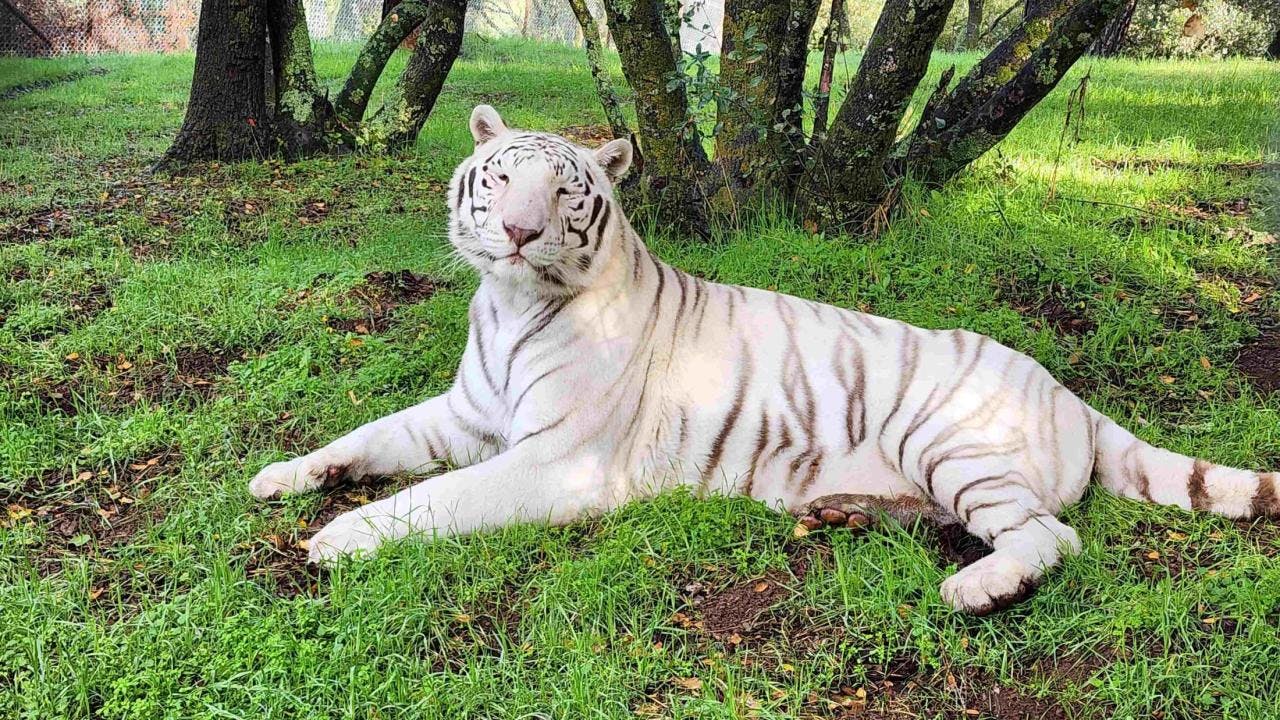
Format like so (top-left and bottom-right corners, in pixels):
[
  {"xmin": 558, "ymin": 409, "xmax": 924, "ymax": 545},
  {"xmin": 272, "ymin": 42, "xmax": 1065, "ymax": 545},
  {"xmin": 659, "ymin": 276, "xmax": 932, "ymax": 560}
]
[{"xmin": 2, "ymin": 37, "xmax": 1280, "ymax": 719}]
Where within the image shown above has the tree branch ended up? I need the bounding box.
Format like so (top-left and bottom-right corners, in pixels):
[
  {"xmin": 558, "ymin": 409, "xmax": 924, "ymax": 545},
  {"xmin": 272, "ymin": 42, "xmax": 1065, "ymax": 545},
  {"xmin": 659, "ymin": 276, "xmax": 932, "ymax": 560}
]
[
  {"xmin": 566, "ymin": 0, "xmax": 630, "ymax": 139},
  {"xmin": 361, "ymin": 0, "xmax": 467, "ymax": 151},
  {"xmin": 334, "ymin": 0, "xmax": 433, "ymax": 126},
  {"xmin": 904, "ymin": 0, "xmax": 1123, "ymax": 185}
]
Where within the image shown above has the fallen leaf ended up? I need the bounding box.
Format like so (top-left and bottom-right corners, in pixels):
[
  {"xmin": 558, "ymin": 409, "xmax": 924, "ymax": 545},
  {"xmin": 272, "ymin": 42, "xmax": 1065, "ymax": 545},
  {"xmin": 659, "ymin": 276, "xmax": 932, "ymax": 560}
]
[
  {"xmin": 673, "ymin": 677, "xmax": 703, "ymax": 691},
  {"xmin": 753, "ymin": 581, "xmax": 770, "ymax": 593},
  {"xmin": 1199, "ymin": 356, "xmax": 1211, "ymax": 370},
  {"xmin": 1167, "ymin": 531, "xmax": 1187, "ymax": 541},
  {"xmin": 1159, "ymin": 375, "xmax": 1176, "ymax": 384},
  {"xmin": 1146, "ymin": 550, "xmax": 1160, "ymax": 560}
]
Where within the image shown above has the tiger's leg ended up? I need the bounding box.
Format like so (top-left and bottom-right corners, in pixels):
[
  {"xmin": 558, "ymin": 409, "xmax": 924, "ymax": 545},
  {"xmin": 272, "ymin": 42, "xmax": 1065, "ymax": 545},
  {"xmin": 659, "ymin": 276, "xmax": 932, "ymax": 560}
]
[
  {"xmin": 248, "ymin": 393, "xmax": 498, "ymax": 500},
  {"xmin": 931, "ymin": 467, "xmax": 1081, "ymax": 615},
  {"xmin": 305, "ymin": 445, "xmax": 616, "ymax": 563}
]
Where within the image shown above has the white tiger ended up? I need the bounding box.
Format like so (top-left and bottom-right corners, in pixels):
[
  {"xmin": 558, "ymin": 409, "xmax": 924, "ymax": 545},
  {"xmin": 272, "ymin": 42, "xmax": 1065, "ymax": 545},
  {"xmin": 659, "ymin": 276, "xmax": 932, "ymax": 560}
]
[{"xmin": 250, "ymin": 105, "xmax": 1278, "ymax": 615}]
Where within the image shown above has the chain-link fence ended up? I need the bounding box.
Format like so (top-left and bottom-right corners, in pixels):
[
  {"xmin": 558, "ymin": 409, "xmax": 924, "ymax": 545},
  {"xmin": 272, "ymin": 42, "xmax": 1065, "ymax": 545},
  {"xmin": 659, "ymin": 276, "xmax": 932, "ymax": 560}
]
[{"xmin": 0, "ymin": 0, "xmax": 657, "ymax": 56}]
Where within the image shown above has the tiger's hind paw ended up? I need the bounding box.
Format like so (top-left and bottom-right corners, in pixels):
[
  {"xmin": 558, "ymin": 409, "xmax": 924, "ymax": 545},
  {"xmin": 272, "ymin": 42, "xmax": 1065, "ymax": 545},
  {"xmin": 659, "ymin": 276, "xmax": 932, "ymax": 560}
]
[{"xmin": 792, "ymin": 493, "xmax": 946, "ymax": 538}]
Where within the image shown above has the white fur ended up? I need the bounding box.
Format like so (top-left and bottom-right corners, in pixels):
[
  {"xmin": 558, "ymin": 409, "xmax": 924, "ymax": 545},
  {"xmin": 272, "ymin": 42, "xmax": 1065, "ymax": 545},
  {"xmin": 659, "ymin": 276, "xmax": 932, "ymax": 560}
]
[{"xmin": 250, "ymin": 107, "xmax": 1275, "ymax": 614}]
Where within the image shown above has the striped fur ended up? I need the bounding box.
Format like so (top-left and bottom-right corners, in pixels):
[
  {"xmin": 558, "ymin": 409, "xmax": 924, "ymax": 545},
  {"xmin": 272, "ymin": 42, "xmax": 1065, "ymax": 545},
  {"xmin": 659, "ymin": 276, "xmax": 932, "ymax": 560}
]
[{"xmin": 249, "ymin": 106, "xmax": 1278, "ymax": 614}]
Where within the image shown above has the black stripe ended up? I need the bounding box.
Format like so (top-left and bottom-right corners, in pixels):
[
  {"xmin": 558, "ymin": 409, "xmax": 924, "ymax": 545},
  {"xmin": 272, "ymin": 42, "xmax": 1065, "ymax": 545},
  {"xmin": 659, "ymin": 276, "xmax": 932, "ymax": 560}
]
[
  {"xmin": 702, "ymin": 345, "xmax": 753, "ymax": 486},
  {"xmin": 504, "ymin": 300, "xmax": 569, "ymax": 392}
]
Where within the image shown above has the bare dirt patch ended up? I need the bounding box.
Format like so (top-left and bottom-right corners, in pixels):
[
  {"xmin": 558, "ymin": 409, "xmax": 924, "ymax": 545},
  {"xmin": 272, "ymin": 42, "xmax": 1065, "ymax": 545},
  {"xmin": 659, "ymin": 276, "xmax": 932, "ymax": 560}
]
[
  {"xmin": 242, "ymin": 473, "xmax": 419, "ymax": 597},
  {"xmin": 818, "ymin": 667, "xmax": 1073, "ymax": 720},
  {"xmin": 327, "ymin": 270, "xmax": 447, "ymax": 334},
  {"xmin": 297, "ymin": 198, "xmax": 333, "ymax": 225},
  {"xmin": 1000, "ymin": 280, "xmax": 1095, "ymax": 337},
  {"xmin": 1236, "ymin": 328, "xmax": 1280, "ymax": 395},
  {"xmin": 1, "ymin": 206, "xmax": 79, "ymax": 244},
  {"xmin": 559, "ymin": 124, "xmax": 615, "ymax": 145},
  {"xmin": 31, "ymin": 345, "xmax": 242, "ymax": 416},
  {"xmin": 3, "ymin": 450, "xmax": 179, "ymax": 575}
]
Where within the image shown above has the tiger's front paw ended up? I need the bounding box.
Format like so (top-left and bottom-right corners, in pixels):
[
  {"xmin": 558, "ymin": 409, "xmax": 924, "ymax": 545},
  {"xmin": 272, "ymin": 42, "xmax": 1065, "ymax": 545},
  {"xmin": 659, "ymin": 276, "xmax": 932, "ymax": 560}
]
[
  {"xmin": 248, "ymin": 454, "xmax": 348, "ymax": 500},
  {"xmin": 307, "ymin": 510, "xmax": 386, "ymax": 564},
  {"xmin": 940, "ymin": 553, "xmax": 1039, "ymax": 615}
]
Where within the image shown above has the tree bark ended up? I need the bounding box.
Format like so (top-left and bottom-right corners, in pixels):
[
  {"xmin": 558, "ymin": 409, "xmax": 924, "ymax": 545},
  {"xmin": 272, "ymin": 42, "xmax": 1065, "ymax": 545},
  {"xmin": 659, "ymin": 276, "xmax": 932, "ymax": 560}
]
[
  {"xmin": 798, "ymin": 0, "xmax": 956, "ymax": 230},
  {"xmin": 361, "ymin": 0, "xmax": 467, "ymax": 152},
  {"xmin": 159, "ymin": 0, "xmax": 274, "ymax": 167},
  {"xmin": 1090, "ymin": 0, "xmax": 1135, "ymax": 57},
  {"xmin": 566, "ymin": 0, "xmax": 630, "ymax": 139},
  {"xmin": 716, "ymin": 0, "xmax": 823, "ymax": 194},
  {"xmin": 905, "ymin": 0, "xmax": 1123, "ymax": 185},
  {"xmin": 811, "ymin": 0, "xmax": 845, "ymax": 140},
  {"xmin": 267, "ymin": 0, "xmax": 341, "ymax": 152},
  {"xmin": 335, "ymin": 0, "xmax": 434, "ymax": 125},
  {"xmin": 600, "ymin": 0, "xmax": 711, "ymax": 232},
  {"xmin": 963, "ymin": 0, "xmax": 983, "ymax": 48}
]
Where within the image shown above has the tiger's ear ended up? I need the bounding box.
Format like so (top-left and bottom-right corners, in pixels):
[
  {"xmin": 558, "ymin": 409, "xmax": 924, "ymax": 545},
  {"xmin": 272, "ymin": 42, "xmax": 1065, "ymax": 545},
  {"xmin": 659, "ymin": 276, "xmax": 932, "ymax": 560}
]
[
  {"xmin": 595, "ymin": 138, "xmax": 633, "ymax": 181},
  {"xmin": 469, "ymin": 105, "xmax": 507, "ymax": 145}
]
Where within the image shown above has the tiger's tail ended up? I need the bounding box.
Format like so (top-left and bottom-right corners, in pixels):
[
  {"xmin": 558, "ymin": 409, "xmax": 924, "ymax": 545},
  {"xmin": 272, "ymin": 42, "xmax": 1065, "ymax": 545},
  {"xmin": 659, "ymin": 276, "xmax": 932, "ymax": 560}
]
[{"xmin": 1091, "ymin": 409, "xmax": 1279, "ymax": 519}]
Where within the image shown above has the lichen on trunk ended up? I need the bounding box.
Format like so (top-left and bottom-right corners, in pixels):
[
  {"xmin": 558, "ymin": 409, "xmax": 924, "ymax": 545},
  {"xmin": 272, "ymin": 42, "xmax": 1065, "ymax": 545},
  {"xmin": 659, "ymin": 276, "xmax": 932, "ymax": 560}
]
[{"xmin": 904, "ymin": 0, "xmax": 1124, "ymax": 185}]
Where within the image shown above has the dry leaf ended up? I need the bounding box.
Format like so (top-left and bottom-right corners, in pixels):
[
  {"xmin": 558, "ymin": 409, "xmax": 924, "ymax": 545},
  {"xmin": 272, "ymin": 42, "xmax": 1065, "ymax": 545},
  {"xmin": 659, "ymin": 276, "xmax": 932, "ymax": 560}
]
[
  {"xmin": 673, "ymin": 677, "xmax": 703, "ymax": 691},
  {"xmin": 1199, "ymin": 356, "xmax": 1211, "ymax": 370},
  {"xmin": 1159, "ymin": 375, "xmax": 1176, "ymax": 384},
  {"xmin": 753, "ymin": 581, "xmax": 770, "ymax": 593}
]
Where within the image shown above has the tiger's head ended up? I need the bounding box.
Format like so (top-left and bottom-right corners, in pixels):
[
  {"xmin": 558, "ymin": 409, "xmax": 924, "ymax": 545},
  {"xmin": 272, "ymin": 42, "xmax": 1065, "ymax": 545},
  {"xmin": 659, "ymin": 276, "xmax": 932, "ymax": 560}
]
[{"xmin": 449, "ymin": 105, "xmax": 633, "ymax": 297}]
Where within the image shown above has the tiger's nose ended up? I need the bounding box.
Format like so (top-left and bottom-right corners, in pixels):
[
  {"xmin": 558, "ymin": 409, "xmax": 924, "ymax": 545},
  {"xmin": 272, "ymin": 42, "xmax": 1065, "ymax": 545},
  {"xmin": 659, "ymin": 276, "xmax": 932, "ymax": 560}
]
[{"xmin": 504, "ymin": 222, "xmax": 543, "ymax": 248}]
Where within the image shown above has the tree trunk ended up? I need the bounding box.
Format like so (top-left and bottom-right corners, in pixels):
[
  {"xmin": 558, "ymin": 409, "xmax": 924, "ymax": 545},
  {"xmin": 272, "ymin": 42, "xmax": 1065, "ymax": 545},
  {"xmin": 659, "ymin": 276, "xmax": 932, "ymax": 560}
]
[
  {"xmin": 162, "ymin": 0, "xmax": 461, "ymax": 166},
  {"xmin": 361, "ymin": 0, "xmax": 467, "ymax": 152},
  {"xmin": 600, "ymin": 0, "xmax": 712, "ymax": 233},
  {"xmin": 811, "ymin": 0, "xmax": 845, "ymax": 140},
  {"xmin": 335, "ymin": 0, "xmax": 435, "ymax": 124},
  {"xmin": 963, "ymin": 0, "xmax": 983, "ymax": 49},
  {"xmin": 267, "ymin": 0, "xmax": 341, "ymax": 153},
  {"xmin": 716, "ymin": 0, "xmax": 823, "ymax": 194},
  {"xmin": 1090, "ymin": 0, "xmax": 1135, "ymax": 57},
  {"xmin": 566, "ymin": 0, "xmax": 630, "ymax": 139},
  {"xmin": 905, "ymin": 0, "xmax": 1123, "ymax": 186},
  {"xmin": 159, "ymin": 0, "xmax": 274, "ymax": 167},
  {"xmin": 798, "ymin": 0, "xmax": 956, "ymax": 230}
]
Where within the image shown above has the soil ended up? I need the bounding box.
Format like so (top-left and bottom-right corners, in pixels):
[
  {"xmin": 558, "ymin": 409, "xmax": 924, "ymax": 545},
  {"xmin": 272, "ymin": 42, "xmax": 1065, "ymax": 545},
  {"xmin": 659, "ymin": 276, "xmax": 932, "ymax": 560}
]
[
  {"xmin": 1001, "ymin": 280, "xmax": 1095, "ymax": 337},
  {"xmin": 822, "ymin": 668, "xmax": 1073, "ymax": 720},
  {"xmin": 559, "ymin": 124, "xmax": 615, "ymax": 146},
  {"xmin": 327, "ymin": 269, "xmax": 447, "ymax": 334},
  {"xmin": 1236, "ymin": 328, "xmax": 1280, "ymax": 395},
  {"xmin": 31, "ymin": 345, "xmax": 243, "ymax": 416},
  {"xmin": 4, "ymin": 449, "xmax": 180, "ymax": 575},
  {"xmin": 242, "ymin": 472, "xmax": 419, "ymax": 598}
]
